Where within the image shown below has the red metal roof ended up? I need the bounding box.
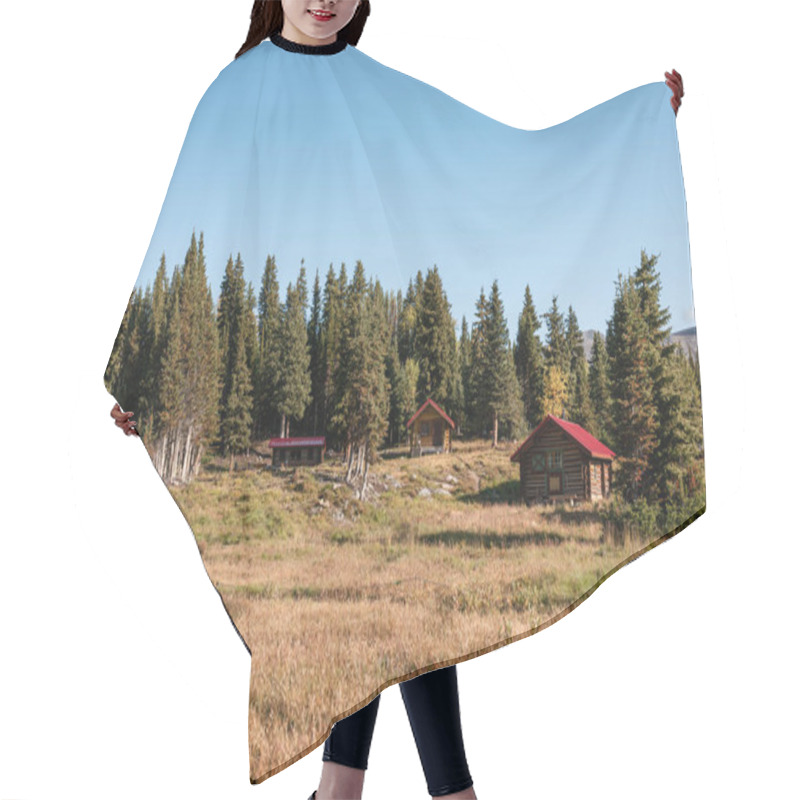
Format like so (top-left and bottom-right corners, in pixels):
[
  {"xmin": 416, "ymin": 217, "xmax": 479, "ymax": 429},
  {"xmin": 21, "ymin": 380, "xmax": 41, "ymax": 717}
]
[
  {"xmin": 510, "ymin": 414, "xmax": 615, "ymax": 462},
  {"xmin": 268, "ymin": 437, "xmax": 326, "ymax": 449},
  {"xmin": 406, "ymin": 397, "xmax": 455, "ymax": 429}
]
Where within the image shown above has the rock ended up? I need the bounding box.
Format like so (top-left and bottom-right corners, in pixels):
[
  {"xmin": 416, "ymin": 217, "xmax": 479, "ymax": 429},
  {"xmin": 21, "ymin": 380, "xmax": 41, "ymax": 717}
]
[
  {"xmin": 417, "ymin": 487, "xmax": 432, "ymax": 498},
  {"xmin": 445, "ymin": 474, "xmax": 459, "ymax": 484}
]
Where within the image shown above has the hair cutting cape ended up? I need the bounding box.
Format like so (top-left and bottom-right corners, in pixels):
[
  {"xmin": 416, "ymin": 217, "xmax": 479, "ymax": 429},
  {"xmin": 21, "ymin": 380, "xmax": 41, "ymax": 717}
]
[{"xmin": 104, "ymin": 34, "xmax": 705, "ymax": 784}]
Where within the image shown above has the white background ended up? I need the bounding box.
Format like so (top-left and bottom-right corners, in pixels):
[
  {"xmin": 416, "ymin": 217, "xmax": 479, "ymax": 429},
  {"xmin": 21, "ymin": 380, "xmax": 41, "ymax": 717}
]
[{"xmin": 1, "ymin": 1, "xmax": 797, "ymax": 798}]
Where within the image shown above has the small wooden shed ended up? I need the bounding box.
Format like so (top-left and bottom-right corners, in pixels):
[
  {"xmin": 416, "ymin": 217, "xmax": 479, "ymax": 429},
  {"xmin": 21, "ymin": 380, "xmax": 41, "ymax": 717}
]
[
  {"xmin": 269, "ymin": 436, "xmax": 326, "ymax": 467},
  {"xmin": 510, "ymin": 415, "xmax": 615, "ymax": 504},
  {"xmin": 406, "ymin": 398, "xmax": 455, "ymax": 457}
]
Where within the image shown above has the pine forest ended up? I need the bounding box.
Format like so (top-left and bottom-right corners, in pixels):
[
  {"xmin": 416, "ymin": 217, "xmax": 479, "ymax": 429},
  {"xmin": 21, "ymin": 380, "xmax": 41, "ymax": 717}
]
[{"xmin": 105, "ymin": 231, "xmax": 704, "ymax": 530}]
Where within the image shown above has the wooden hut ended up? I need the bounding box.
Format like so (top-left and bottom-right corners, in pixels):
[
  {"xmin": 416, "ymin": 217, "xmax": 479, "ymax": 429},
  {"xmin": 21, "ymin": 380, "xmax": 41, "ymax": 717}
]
[
  {"xmin": 406, "ymin": 398, "xmax": 455, "ymax": 457},
  {"xmin": 268, "ymin": 436, "xmax": 326, "ymax": 467},
  {"xmin": 510, "ymin": 415, "xmax": 615, "ymax": 504}
]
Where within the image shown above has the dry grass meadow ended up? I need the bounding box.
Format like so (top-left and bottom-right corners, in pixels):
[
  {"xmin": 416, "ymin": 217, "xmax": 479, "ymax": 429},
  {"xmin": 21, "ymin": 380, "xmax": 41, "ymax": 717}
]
[{"xmin": 167, "ymin": 438, "xmax": 662, "ymax": 782}]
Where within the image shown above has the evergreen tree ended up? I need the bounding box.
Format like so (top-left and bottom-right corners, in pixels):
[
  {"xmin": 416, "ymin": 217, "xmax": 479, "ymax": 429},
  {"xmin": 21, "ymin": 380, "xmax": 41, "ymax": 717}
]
[
  {"xmin": 479, "ymin": 281, "xmax": 526, "ymax": 446},
  {"xmin": 652, "ymin": 345, "xmax": 704, "ymax": 502},
  {"xmin": 243, "ymin": 281, "xmax": 257, "ymax": 374},
  {"xmin": 320, "ymin": 263, "xmax": 346, "ymax": 446},
  {"xmin": 467, "ymin": 289, "xmax": 489, "ymax": 436},
  {"xmin": 296, "ymin": 261, "xmax": 308, "ymax": 314},
  {"xmin": 415, "ymin": 266, "xmax": 458, "ymax": 412},
  {"xmin": 217, "ymin": 253, "xmax": 253, "ymax": 465},
  {"xmin": 307, "ymin": 270, "xmax": 324, "ymax": 434},
  {"xmin": 138, "ymin": 255, "xmax": 170, "ymax": 438},
  {"xmin": 152, "ymin": 231, "xmax": 221, "ymax": 484},
  {"xmin": 254, "ymin": 255, "xmax": 281, "ymax": 439},
  {"xmin": 634, "ymin": 249, "xmax": 672, "ymax": 351},
  {"xmin": 332, "ymin": 261, "xmax": 389, "ymax": 493},
  {"xmin": 276, "ymin": 274, "xmax": 311, "ymax": 439},
  {"xmin": 105, "ymin": 286, "xmax": 149, "ymax": 428},
  {"xmin": 513, "ymin": 285, "xmax": 545, "ymax": 428},
  {"xmin": 588, "ymin": 332, "xmax": 612, "ymax": 443},
  {"xmin": 397, "ymin": 278, "xmax": 417, "ymax": 364},
  {"xmin": 457, "ymin": 316, "xmax": 471, "ymax": 435},
  {"xmin": 566, "ymin": 306, "xmax": 592, "ymax": 427},
  {"xmin": 544, "ymin": 296, "xmax": 569, "ymax": 375},
  {"xmin": 606, "ymin": 271, "xmax": 657, "ymax": 500}
]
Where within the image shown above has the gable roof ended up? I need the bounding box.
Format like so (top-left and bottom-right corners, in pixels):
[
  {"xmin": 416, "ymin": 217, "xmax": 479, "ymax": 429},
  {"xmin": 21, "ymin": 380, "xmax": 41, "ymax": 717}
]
[
  {"xmin": 510, "ymin": 415, "xmax": 615, "ymax": 462},
  {"xmin": 406, "ymin": 397, "xmax": 455, "ymax": 429}
]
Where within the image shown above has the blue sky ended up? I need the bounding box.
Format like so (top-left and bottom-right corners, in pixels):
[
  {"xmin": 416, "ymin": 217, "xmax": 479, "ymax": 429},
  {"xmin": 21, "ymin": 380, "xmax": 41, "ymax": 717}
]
[{"xmin": 134, "ymin": 39, "xmax": 695, "ymax": 338}]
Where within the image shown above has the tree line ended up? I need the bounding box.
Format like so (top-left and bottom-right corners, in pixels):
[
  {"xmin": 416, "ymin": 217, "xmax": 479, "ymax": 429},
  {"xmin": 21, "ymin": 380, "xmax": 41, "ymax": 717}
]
[{"xmin": 106, "ymin": 231, "xmax": 703, "ymax": 506}]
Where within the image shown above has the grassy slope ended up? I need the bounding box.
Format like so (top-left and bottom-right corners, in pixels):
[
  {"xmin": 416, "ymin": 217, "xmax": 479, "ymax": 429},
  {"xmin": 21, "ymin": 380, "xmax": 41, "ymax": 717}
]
[{"xmin": 168, "ymin": 439, "xmax": 647, "ymax": 780}]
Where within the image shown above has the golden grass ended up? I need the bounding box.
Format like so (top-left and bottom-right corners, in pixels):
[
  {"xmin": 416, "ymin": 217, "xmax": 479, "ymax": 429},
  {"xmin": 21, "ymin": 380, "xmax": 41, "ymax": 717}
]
[{"xmin": 168, "ymin": 439, "xmax": 665, "ymax": 783}]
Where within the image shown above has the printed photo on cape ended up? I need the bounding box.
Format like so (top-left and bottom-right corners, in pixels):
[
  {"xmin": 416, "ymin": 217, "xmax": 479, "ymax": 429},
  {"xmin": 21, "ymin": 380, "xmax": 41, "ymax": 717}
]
[{"xmin": 103, "ymin": 3, "xmax": 704, "ymax": 783}]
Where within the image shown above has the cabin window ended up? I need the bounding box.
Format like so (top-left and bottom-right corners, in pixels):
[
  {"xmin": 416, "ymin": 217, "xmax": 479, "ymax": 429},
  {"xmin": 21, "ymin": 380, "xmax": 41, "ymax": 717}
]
[
  {"xmin": 547, "ymin": 450, "xmax": 562, "ymax": 469},
  {"xmin": 531, "ymin": 453, "xmax": 546, "ymax": 471},
  {"xmin": 420, "ymin": 421, "xmax": 430, "ymax": 436}
]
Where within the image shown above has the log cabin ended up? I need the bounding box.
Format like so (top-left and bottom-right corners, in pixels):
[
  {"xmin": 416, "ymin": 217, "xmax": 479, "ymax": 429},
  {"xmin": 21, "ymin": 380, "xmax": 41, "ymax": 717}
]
[
  {"xmin": 510, "ymin": 415, "xmax": 615, "ymax": 504},
  {"xmin": 268, "ymin": 436, "xmax": 326, "ymax": 467},
  {"xmin": 407, "ymin": 398, "xmax": 455, "ymax": 457}
]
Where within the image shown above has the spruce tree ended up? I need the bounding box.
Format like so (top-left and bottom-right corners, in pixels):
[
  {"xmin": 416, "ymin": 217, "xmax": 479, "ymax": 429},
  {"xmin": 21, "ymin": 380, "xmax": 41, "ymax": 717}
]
[
  {"xmin": 514, "ymin": 285, "xmax": 545, "ymax": 428},
  {"xmin": 320, "ymin": 263, "xmax": 346, "ymax": 446},
  {"xmin": 307, "ymin": 270, "xmax": 324, "ymax": 435},
  {"xmin": 332, "ymin": 261, "xmax": 389, "ymax": 492},
  {"xmin": 652, "ymin": 345, "xmax": 703, "ymax": 502},
  {"xmin": 467, "ymin": 289, "xmax": 489, "ymax": 437},
  {"xmin": 481, "ymin": 281, "xmax": 526, "ymax": 446},
  {"xmin": 151, "ymin": 231, "xmax": 221, "ymax": 484},
  {"xmin": 397, "ymin": 279, "xmax": 415, "ymax": 363},
  {"xmin": 415, "ymin": 266, "xmax": 457, "ymax": 412},
  {"xmin": 588, "ymin": 332, "xmax": 612, "ymax": 443},
  {"xmin": 217, "ymin": 253, "xmax": 253, "ymax": 464},
  {"xmin": 566, "ymin": 306, "xmax": 593, "ymax": 428},
  {"xmin": 458, "ymin": 316, "xmax": 471, "ymax": 435},
  {"xmin": 276, "ymin": 275, "xmax": 311, "ymax": 439},
  {"xmin": 254, "ymin": 255, "xmax": 281, "ymax": 439},
  {"xmin": 544, "ymin": 296, "xmax": 569, "ymax": 376},
  {"xmin": 606, "ymin": 271, "xmax": 657, "ymax": 500}
]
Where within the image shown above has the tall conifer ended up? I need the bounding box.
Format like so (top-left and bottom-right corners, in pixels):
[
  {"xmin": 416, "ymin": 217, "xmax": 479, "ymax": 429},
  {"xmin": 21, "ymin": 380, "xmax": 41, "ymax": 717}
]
[
  {"xmin": 514, "ymin": 285, "xmax": 545, "ymax": 428},
  {"xmin": 276, "ymin": 274, "xmax": 311, "ymax": 439}
]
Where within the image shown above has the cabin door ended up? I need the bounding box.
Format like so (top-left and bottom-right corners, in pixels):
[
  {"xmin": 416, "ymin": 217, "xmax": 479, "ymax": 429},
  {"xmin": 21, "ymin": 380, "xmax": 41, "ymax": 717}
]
[
  {"xmin": 432, "ymin": 420, "xmax": 443, "ymax": 447},
  {"xmin": 548, "ymin": 472, "xmax": 562, "ymax": 495}
]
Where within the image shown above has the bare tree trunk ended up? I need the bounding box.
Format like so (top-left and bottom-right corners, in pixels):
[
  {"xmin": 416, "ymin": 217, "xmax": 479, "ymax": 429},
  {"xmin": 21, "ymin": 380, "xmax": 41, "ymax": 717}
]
[
  {"xmin": 360, "ymin": 456, "xmax": 370, "ymax": 500},
  {"xmin": 492, "ymin": 411, "xmax": 499, "ymax": 448},
  {"xmin": 192, "ymin": 441, "xmax": 203, "ymax": 479},
  {"xmin": 180, "ymin": 423, "xmax": 194, "ymax": 484},
  {"xmin": 345, "ymin": 443, "xmax": 354, "ymax": 484},
  {"xmin": 168, "ymin": 427, "xmax": 180, "ymax": 484}
]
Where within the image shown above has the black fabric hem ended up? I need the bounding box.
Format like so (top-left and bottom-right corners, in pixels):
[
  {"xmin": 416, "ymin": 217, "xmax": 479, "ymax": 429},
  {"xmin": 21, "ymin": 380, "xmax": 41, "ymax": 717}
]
[
  {"xmin": 270, "ymin": 32, "xmax": 348, "ymax": 55},
  {"xmin": 430, "ymin": 776, "xmax": 475, "ymax": 797}
]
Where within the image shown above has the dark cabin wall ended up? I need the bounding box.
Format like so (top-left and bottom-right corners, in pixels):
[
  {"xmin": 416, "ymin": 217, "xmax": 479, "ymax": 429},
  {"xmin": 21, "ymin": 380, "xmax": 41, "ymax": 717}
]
[
  {"xmin": 273, "ymin": 446, "xmax": 324, "ymax": 466},
  {"xmin": 519, "ymin": 426, "xmax": 585, "ymax": 503}
]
